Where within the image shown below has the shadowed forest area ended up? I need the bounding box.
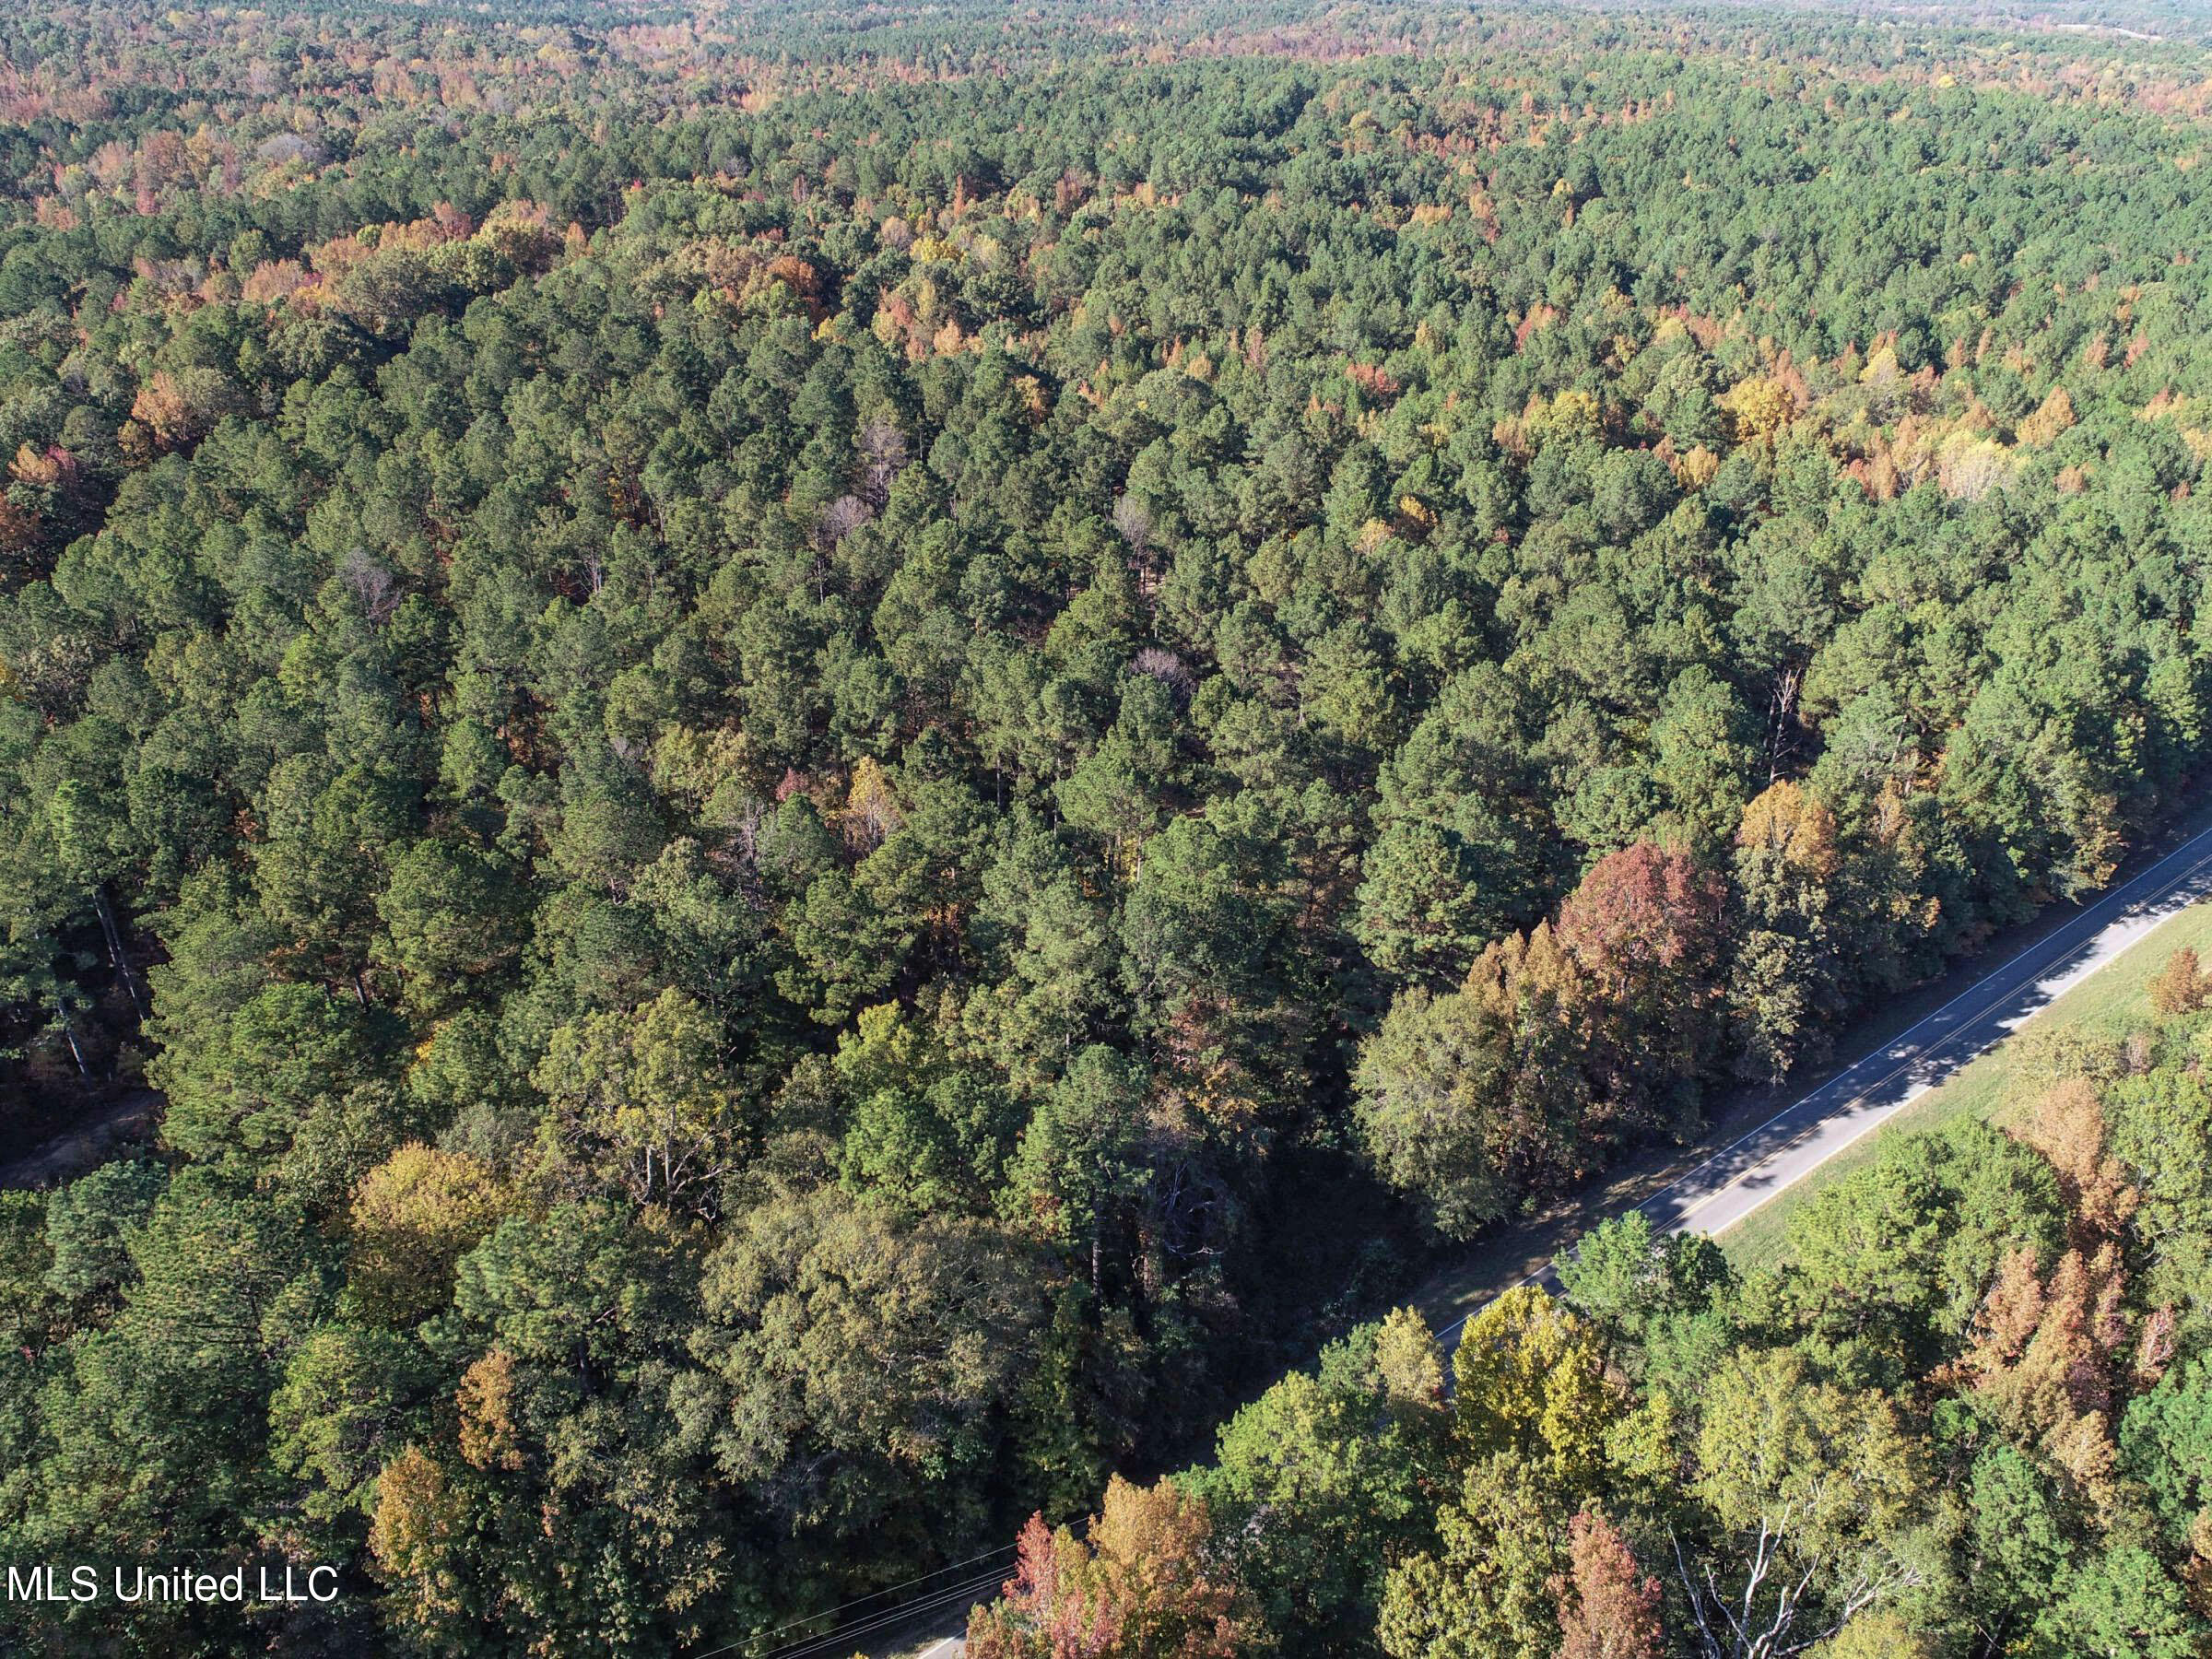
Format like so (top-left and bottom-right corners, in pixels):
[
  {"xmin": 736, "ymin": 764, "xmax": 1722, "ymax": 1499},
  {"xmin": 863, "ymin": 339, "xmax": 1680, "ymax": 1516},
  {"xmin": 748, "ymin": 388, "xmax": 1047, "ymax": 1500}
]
[{"xmin": 4, "ymin": 0, "xmax": 2212, "ymax": 1653}]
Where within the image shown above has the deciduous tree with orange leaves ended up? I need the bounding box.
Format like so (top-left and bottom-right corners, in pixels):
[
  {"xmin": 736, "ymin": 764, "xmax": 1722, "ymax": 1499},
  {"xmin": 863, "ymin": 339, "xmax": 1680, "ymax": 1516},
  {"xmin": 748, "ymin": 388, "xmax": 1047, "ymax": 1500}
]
[{"xmin": 968, "ymin": 1477, "xmax": 1265, "ymax": 1659}]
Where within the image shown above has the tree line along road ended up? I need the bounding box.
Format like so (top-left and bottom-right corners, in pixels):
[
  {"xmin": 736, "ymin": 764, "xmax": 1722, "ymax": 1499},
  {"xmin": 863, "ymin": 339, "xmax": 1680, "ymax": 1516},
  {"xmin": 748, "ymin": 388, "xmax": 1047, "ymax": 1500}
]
[
  {"xmin": 851, "ymin": 799, "xmax": 2212, "ymax": 1659},
  {"xmin": 1417, "ymin": 798, "xmax": 2212, "ymax": 1343}
]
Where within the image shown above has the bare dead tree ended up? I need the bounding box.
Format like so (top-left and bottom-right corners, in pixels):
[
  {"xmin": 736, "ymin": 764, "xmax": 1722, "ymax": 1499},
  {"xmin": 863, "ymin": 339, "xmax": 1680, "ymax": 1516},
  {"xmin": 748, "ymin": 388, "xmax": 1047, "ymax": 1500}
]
[
  {"xmin": 338, "ymin": 545, "xmax": 402, "ymax": 624},
  {"xmin": 1672, "ymin": 1512, "xmax": 1908, "ymax": 1659},
  {"xmin": 858, "ymin": 417, "xmax": 910, "ymax": 506}
]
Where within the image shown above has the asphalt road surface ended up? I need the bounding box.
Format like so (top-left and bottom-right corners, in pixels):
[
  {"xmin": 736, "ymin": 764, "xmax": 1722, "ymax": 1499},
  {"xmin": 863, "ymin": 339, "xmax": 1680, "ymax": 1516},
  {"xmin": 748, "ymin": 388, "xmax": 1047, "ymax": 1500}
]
[
  {"xmin": 1417, "ymin": 806, "xmax": 2212, "ymax": 1344},
  {"xmin": 839, "ymin": 805, "xmax": 2212, "ymax": 1658},
  {"xmin": 1630, "ymin": 817, "xmax": 2212, "ymax": 1240}
]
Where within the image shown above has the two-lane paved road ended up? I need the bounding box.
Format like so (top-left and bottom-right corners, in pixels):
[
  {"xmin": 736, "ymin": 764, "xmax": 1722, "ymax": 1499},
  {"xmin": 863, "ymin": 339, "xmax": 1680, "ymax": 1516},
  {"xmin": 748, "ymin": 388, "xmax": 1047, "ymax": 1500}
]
[
  {"xmin": 840, "ymin": 806, "xmax": 2212, "ymax": 1657},
  {"xmin": 1636, "ymin": 819, "xmax": 2212, "ymax": 1241},
  {"xmin": 1427, "ymin": 810, "xmax": 2212, "ymax": 1341}
]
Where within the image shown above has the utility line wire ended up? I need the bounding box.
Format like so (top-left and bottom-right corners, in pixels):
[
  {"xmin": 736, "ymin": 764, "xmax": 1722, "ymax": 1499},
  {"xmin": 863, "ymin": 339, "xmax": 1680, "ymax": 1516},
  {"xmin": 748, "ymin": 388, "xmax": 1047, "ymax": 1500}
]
[
  {"xmin": 692, "ymin": 1551, "xmax": 1014, "ymax": 1659},
  {"xmin": 759, "ymin": 1567, "xmax": 1008, "ymax": 1657}
]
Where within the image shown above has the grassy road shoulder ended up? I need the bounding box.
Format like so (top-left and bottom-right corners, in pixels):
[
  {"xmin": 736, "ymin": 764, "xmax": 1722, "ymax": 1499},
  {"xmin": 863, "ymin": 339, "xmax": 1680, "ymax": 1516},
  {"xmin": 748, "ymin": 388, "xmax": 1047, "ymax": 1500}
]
[{"xmin": 1718, "ymin": 895, "xmax": 2212, "ymax": 1272}]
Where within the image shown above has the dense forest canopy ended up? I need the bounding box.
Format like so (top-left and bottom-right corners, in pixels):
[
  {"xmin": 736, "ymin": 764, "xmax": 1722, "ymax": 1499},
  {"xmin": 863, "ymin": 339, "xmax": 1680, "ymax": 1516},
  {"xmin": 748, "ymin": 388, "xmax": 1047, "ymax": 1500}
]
[{"xmin": 4, "ymin": 0, "xmax": 2212, "ymax": 1653}]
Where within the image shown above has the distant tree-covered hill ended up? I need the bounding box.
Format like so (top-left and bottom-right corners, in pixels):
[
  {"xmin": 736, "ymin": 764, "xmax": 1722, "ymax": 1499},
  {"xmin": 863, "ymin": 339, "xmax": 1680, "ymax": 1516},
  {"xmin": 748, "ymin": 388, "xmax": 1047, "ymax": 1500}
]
[{"xmin": 4, "ymin": 1, "xmax": 2212, "ymax": 1653}]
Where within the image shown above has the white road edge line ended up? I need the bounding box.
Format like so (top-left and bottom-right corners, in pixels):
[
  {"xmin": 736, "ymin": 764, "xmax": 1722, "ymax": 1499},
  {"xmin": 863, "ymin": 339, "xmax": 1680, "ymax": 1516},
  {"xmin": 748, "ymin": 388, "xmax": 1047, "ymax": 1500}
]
[
  {"xmin": 1432, "ymin": 818, "xmax": 2212, "ymax": 1341},
  {"xmin": 1670, "ymin": 838, "xmax": 2212, "ymax": 1232},
  {"xmin": 1642, "ymin": 825, "xmax": 2212, "ymax": 1216}
]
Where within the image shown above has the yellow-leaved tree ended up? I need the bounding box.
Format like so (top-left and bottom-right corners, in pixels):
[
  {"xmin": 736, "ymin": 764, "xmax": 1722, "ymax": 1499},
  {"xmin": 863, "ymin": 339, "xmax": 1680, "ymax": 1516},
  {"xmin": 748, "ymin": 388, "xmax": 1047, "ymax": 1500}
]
[{"xmin": 1452, "ymin": 1284, "xmax": 1625, "ymax": 1495}]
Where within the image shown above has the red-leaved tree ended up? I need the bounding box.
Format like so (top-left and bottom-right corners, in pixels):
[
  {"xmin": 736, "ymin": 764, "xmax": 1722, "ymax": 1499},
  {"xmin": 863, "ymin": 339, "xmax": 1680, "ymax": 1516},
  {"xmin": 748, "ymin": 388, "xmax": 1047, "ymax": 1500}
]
[{"xmin": 1554, "ymin": 1510, "xmax": 1665, "ymax": 1659}]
